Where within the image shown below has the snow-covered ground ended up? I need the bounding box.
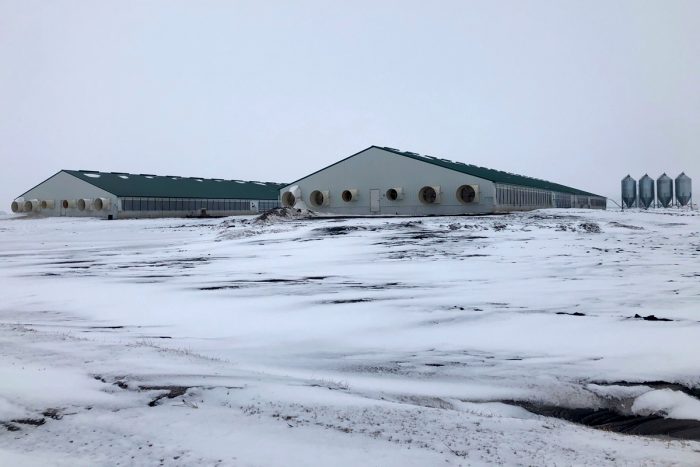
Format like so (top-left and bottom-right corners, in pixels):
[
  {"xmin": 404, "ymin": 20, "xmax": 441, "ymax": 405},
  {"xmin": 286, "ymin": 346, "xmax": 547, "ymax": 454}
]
[{"xmin": 0, "ymin": 208, "xmax": 699, "ymax": 466}]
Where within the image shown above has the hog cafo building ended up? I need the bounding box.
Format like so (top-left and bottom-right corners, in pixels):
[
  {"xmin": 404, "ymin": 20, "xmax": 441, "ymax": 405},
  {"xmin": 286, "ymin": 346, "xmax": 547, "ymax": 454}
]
[
  {"xmin": 11, "ymin": 146, "xmax": 605, "ymax": 218},
  {"xmin": 11, "ymin": 170, "xmax": 283, "ymax": 219},
  {"xmin": 280, "ymin": 146, "xmax": 606, "ymax": 216}
]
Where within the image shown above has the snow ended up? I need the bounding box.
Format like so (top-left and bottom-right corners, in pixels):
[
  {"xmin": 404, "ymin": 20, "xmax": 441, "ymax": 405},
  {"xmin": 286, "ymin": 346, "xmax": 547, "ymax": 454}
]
[
  {"xmin": 632, "ymin": 389, "xmax": 700, "ymax": 420},
  {"xmin": 0, "ymin": 208, "xmax": 699, "ymax": 465},
  {"xmin": 0, "ymin": 448, "xmax": 87, "ymax": 467},
  {"xmin": 0, "ymin": 357, "xmax": 132, "ymax": 410}
]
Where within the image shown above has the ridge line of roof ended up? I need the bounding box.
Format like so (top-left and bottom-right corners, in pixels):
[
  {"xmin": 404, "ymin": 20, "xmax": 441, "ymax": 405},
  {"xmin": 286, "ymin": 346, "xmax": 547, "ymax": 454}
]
[
  {"xmin": 63, "ymin": 169, "xmax": 285, "ymax": 186},
  {"xmin": 377, "ymin": 147, "xmax": 603, "ymax": 197}
]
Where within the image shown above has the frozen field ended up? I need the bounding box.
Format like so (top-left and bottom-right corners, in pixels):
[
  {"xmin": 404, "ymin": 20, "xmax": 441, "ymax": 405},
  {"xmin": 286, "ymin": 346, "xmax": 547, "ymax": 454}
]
[{"xmin": 0, "ymin": 208, "xmax": 699, "ymax": 466}]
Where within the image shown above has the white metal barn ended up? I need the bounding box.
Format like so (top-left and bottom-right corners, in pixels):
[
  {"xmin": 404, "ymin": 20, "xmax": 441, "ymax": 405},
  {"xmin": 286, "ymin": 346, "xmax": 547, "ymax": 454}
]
[
  {"xmin": 11, "ymin": 170, "xmax": 283, "ymax": 219},
  {"xmin": 280, "ymin": 146, "xmax": 606, "ymax": 216}
]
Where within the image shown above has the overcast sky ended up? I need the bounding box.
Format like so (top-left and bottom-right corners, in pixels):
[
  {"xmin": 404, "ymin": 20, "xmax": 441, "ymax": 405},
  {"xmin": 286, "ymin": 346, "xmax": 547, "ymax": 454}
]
[{"xmin": 1, "ymin": 0, "xmax": 698, "ymax": 207}]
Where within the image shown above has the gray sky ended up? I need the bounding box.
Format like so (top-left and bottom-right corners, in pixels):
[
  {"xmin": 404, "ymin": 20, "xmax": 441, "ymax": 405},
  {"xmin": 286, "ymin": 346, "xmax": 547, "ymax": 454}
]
[{"xmin": 1, "ymin": 0, "xmax": 698, "ymax": 206}]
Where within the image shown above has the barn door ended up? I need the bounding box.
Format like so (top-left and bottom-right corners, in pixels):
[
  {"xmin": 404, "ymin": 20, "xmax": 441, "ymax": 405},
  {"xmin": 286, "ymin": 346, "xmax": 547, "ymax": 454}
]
[{"xmin": 370, "ymin": 189, "xmax": 380, "ymax": 213}]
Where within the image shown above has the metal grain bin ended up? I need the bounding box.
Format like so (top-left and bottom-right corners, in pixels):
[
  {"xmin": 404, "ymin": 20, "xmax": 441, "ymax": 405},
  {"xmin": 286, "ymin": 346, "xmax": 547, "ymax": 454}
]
[
  {"xmin": 621, "ymin": 175, "xmax": 637, "ymax": 208},
  {"xmin": 675, "ymin": 173, "xmax": 692, "ymax": 207},
  {"xmin": 638, "ymin": 174, "xmax": 655, "ymax": 209},
  {"xmin": 656, "ymin": 173, "xmax": 674, "ymax": 208}
]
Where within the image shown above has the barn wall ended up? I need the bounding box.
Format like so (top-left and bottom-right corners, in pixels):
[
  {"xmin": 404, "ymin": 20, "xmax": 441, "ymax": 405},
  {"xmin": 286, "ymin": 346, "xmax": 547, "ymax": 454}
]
[
  {"xmin": 17, "ymin": 172, "xmax": 118, "ymax": 218},
  {"xmin": 281, "ymin": 147, "xmax": 497, "ymax": 216},
  {"xmin": 116, "ymin": 197, "xmax": 276, "ymax": 218}
]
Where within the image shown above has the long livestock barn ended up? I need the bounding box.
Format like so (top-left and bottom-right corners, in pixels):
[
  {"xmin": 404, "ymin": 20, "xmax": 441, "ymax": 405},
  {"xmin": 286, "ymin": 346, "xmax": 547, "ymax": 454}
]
[
  {"xmin": 11, "ymin": 170, "xmax": 283, "ymax": 219},
  {"xmin": 280, "ymin": 146, "xmax": 606, "ymax": 216},
  {"xmin": 11, "ymin": 146, "xmax": 606, "ymax": 219}
]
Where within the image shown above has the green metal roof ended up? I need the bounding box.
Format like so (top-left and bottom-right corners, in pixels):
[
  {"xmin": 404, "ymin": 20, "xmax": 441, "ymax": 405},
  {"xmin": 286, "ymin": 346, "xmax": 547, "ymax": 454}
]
[
  {"xmin": 286, "ymin": 146, "xmax": 603, "ymax": 198},
  {"xmin": 63, "ymin": 170, "xmax": 285, "ymax": 199},
  {"xmin": 381, "ymin": 147, "xmax": 602, "ymax": 197}
]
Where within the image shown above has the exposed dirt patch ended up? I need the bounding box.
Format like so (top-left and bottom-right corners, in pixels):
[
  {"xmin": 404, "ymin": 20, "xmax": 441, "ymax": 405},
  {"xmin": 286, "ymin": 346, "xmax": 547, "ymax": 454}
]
[
  {"xmin": 578, "ymin": 222, "xmax": 601, "ymax": 233},
  {"xmin": 11, "ymin": 418, "xmax": 46, "ymax": 426},
  {"xmin": 141, "ymin": 385, "xmax": 190, "ymax": 407},
  {"xmin": 114, "ymin": 380, "xmax": 129, "ymax": 390},
  {"xmin": 507, "ymin": 401, "xmax": 700, "ymax": 441},
  {"xmin": 342, "ymin": 281, "xmax": 409, "ymax": 290},
  {"xmin": 312, "ymin": 225, "xmax": 369, "ymax": 236},
  {"xmin": 2, "ymin": 422, "xmax": 20, "ymax": 432},
  {"xmin": 591, "ymin": 247, "xmax": 626, "ymax": 254},
  {"xmin": 47, "ymin": 260, "xmax": 96, "ymax": 265},
  {"xmin": 200, "ymin": 276, "xmax": 329, "ymax": 290},
  {"xmin": 608, "ymin": 221, "xmax": 644, "ymax": 230},
  {"xmin": 632, "ymin": 314, "xmax": 673, "ymax": 322},
  {"xmin": 323, "ymin": 298, "xmax": 377, "ymax": 304},
  {"xmin": 42, "ymin": 408, "xmax": 63, "ymax": 420},
  {"xmin": 125, "ymin": 257, "xmax": 216, "ymax": 268},
  {"xmin": 254, "ymin": 207, "xmax": 314, "ymax": 223}
]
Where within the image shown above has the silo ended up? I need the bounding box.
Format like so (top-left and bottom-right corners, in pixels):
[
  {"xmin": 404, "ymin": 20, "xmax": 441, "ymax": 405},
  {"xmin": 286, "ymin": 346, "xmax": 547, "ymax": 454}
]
[
  {"xmin": 638, "ymin": 174, "xmax": 655, "ymax": 209},
  {"xmin": 675, "ymin": 173, "xmax": 692, "ymax": 207},
  {"xmin": 621, "ymin": 175, "xmax": 637, "ymax": 208},
  {"xmin": 656, "ymin": 173, "xmax": 674, "ymax": 208}
]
